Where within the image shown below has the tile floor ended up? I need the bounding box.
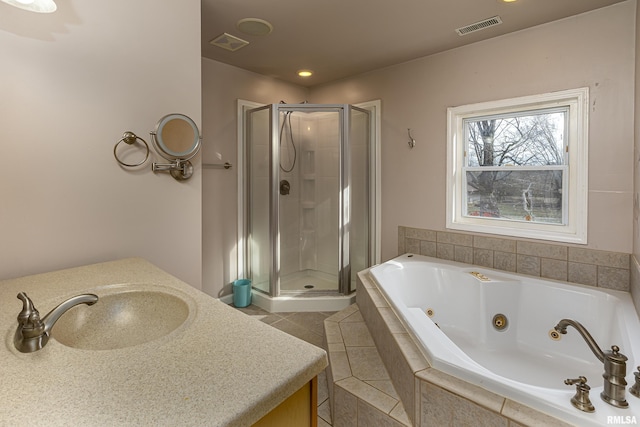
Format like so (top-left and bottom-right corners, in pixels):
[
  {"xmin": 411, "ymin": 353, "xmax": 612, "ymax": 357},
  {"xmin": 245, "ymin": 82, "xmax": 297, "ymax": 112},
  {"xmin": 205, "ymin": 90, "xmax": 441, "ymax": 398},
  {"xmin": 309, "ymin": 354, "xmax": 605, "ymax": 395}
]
[{"xmin": 231, "ymin": 304, "xmax": 336, "ymax": 426}]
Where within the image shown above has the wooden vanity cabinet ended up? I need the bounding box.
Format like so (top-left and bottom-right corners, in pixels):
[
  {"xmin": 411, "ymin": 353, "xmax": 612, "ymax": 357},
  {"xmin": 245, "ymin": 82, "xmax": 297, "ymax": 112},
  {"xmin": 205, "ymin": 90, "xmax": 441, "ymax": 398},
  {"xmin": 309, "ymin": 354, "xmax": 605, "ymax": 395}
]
[{"xmin": 253, "ymin": 376, "xmax": 318, "ymax": 427}]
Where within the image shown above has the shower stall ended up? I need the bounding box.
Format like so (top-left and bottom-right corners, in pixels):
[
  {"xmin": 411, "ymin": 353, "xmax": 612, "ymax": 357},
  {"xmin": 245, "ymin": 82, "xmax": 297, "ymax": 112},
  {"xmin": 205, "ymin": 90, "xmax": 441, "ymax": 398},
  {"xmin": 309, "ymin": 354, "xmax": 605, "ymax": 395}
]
[{"xmin": 242, "ymin": 103, "xmax": 375, "ymax": 311}]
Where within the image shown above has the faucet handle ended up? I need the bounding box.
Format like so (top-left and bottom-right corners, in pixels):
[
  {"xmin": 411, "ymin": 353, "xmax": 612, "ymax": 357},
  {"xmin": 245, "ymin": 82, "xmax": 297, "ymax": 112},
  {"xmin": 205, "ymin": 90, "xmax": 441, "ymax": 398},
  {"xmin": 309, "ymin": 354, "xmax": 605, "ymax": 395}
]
[
  {"xmin": 630, "ymin": 367, "xmax": 640, "ymax": 398},
  {"xmin": 565, "ymin": 376, "xmax": 595, "ymax": 413},
  {"xmin": 16, "ymin": 293, "xmax": 44, "ymax": 335}
]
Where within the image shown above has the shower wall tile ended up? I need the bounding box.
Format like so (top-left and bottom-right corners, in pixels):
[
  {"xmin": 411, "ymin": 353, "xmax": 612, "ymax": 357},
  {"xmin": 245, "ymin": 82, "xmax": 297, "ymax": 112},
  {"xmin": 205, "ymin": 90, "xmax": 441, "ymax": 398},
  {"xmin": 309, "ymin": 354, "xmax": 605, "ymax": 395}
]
[
  {"xmin": 501, "ymin": 400, "xmax": 574, "ymax": 427},
  {"xmin": 358, "ymin": 399, "xmax": 407, "ymax": 427},
  {"xmin": 420, "ymin": 379, "xmax": 507, "ymax": 427},
  {"xmin": 517, "ymin": 241, "xmax": 567, "ymax": 260},
  {"xmin": 568, "ymin": 247, "xmax": 629, "ymax": 268},
  {"xmin": 405, "ymin": 238, "xmax": 420, "ymax": 255},
  {"xmin": 631, "ymin": 256, "xmax": 640, "ymax": 315},
  {"xmin": 379, "ymin": 307, "xmax": 407, "ymax": 334},
  {"xmin": 598, "ymin": 266, "xmax": 630, "ymax": 291},
  {"xmin": 436, "ymin": 243, "xmax": 454, "ymax": 261},
  {"xmin": 330, "ymin": 351, "xmax": 353, "ymax": 382},
  {"xmin": 416, "ymin": 369, "xmax": 504, "ymax": 414},
  {"xmin": 419, "ymin": 241, "xmax": 437, "ymax": 257},
  {"xmin": 473, "ymin": 248, "xmax": 494, "ymax": 268},
  {"xmin": 394, "ymin": 333, "xmax": 429, "ymax": 373},
  {"xmin": 333, "ymin": 385, "xmax": 358, "ymax": 427},
  {"xmin": 493, "ymin": 251, "xmax": 517, "ymax": 272},
  {"xmin": 398, "ymin": 227, "xmax": 406, "ymax": 254},
  {"xmin": 389, "ymin": 401, "xmax": 412, "ymax": 426},
  {"xmin": 540, "ymin": 258, "xmax": 568, "ymax": 281},
  {"xmin": 398, "ymin": 226, "xmax": 631, "ymax": 291},
  {"xmin": 347, "ymin": 346, "xmax": 393, "ymax": 382},
  {"xmin": 325, "ymin": 321, "xmax": 344, "ymax": 344},
  {"xmin": 473, "ymin": 235, "xmax": 516, "ymax": 252},
  {"xmin": 406, "ymin": 227, "xmax": 437, "ymax": 241},
  {"xmin": 340, "ymin": 322, "xmax": 375, "ymax": 347},
  {"xmin": 516, "ymin": 255, "xmax": 540, "ymax": 276},
  {"xmin": 454, "ymin": 246, "xmax": 474, "ymax": 264},
  {"xmin": 337, "ymin": 376, "xmax": 397, "ymax": 414},
  {"xmin": 568, "ymin": 262, "xmax": 598, "ymax": 286},
  {"xmin": 419, "ymin": 381, "xmax": 455, "ymax": 425},
  {"xmin": 452, "ymin": 395, "xmax": 508, "ymax": 427},
  {"xmin": 437, "ymin": 231, "xmax": 472, "ymax": 246}
]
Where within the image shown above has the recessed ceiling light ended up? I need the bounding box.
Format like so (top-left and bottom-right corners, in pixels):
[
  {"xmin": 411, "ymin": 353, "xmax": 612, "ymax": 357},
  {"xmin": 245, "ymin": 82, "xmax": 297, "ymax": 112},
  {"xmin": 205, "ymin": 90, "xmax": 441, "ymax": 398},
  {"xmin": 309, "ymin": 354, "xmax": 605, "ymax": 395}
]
[
  {"xmin": 1, "ymin": 0, "xmax": 56, "ymax": 13},
  {"xmin": 297, "ymin": 70, "xmax": 313, "ymax": 78},
  {"xmin": 237, "ymin": 18, "xmax": 273, "ymax": 36},
  {"xmin": 502, "ymin": 0, "xmax": 517, "ymax": 2}
]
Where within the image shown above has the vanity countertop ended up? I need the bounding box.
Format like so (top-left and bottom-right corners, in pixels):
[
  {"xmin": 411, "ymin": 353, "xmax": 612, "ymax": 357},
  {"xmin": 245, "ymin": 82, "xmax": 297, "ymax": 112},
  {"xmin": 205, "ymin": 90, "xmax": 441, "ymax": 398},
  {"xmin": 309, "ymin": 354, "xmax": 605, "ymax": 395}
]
[{"xmin": 0, "ymin": 258, "xmax": 327, "ymax": 426}]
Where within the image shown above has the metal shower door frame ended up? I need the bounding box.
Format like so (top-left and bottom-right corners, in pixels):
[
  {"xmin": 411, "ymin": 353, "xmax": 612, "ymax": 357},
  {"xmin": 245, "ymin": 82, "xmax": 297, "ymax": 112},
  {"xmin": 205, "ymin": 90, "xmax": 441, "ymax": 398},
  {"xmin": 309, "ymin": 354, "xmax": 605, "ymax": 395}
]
[{"xmin": 246, "ymin": 103, "xmax": 370, "ymax": 297}]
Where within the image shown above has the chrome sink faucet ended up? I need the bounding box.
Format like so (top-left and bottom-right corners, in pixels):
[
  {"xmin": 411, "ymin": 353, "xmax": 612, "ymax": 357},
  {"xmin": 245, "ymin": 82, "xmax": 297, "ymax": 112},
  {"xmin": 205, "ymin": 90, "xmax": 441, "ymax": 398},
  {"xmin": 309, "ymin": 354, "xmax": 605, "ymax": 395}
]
[
  {"xmin": 14, "ymin": 292, "xmax": 98, "ymax": 353},
  {"xmin": 553, "ymin": 318, "xmax": 628, "ymax": 408}
]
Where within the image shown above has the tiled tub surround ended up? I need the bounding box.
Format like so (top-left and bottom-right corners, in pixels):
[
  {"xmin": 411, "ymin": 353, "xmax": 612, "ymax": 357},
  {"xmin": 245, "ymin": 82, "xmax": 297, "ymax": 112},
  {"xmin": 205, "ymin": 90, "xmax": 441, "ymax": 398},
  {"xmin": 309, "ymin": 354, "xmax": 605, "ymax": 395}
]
[
  {"xmin": 324, "ymin": 304, "xmax": 412, "ymax": 426},
  {"xmin": 367, "ymin": 254, "xmax": 640, "ymax": 426},
  {"xmin": 398, "ymin": 226, "xmax": 630, "ymax": 291},
  {"xmin": 357, "ymin": 271, "xmax": 581, "ymax": 427}
]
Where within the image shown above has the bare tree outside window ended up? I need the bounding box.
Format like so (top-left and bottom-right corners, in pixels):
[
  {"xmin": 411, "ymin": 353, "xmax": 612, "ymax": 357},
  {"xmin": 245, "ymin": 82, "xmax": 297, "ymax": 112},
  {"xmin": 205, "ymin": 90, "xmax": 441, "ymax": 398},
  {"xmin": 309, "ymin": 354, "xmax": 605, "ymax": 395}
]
[
  {"xmin": 447, "ymin": 88, "xmax": 588, "ymax": 244},
  {"xmin": 463, "ymin": 109, "xmax": 566, "ymax": 224}
]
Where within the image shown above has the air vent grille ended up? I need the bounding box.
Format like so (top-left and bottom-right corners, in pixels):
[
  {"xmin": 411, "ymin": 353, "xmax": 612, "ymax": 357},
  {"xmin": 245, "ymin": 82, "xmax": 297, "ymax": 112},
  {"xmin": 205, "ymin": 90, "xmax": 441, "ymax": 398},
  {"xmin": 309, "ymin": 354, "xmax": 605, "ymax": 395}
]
[
  {"xmin": 210, "ymin": 33, "xmax": 249, "ymax": 52},
  {"xmin": 456, "ymin": 16, "xmax": 503, "ymax": 36}
]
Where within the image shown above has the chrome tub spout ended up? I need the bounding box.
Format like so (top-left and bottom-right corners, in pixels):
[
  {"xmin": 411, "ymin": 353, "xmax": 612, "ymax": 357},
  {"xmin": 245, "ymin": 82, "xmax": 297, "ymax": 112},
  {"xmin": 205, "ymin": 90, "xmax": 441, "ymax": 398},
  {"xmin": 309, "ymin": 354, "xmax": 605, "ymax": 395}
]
[
  {"xmin": 14, "ymin": 292, "xmax": 99, "ymax": 353},
  {"xmin": 553, "ymin": 318, "xmax": 628, "ymax": 408}
]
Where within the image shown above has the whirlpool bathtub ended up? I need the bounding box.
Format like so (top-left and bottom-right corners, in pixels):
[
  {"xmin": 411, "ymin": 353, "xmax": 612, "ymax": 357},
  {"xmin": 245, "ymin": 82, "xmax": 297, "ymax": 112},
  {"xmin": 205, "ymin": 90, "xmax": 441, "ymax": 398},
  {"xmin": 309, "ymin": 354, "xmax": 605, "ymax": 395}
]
[{"xmin": 369, "ymin": 254, "xmax": 640, "ymax": 426}]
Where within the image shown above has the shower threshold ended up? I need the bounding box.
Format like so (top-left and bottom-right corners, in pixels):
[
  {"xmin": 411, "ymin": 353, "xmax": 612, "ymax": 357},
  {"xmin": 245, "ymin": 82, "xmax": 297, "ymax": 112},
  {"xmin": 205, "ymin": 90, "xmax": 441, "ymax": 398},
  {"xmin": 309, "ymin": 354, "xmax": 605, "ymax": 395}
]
[
  {"xmin": 280, "ymin": 269, "xmax": 337, "ymax": 292},
  {"xmin": 251, "ymin": 290, "xmax": 355, "ymax": 313}
]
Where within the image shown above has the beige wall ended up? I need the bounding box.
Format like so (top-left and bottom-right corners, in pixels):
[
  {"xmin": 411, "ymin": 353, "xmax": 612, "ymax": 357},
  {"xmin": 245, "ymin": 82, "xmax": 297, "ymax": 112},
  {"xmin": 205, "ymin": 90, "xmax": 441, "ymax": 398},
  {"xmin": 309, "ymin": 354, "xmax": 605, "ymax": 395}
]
[
  {"xmin": 0, "ymin": 1, "xmax": 202, "ymax": 287},
  {"xmin": 310, "ymin": 1, "xmax": 636, "ymax": 263},
  {"xmin": 633, "ymin": 0, "xmax": 640, "ymax": 310},
  {"xmin": 201, "ymin": 58, "xmax": 307, "ymax": 297},
  {"xmin": 202, "ymin": 1, "xmax": 636, "ymax": 297}
]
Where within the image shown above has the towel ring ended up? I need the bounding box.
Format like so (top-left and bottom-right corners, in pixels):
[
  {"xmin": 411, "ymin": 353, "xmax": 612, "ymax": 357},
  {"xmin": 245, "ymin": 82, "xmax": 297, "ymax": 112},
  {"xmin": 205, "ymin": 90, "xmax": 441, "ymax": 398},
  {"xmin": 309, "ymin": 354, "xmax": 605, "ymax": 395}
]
[{"xmin": 114, "ymin": 131, "xmax": 150, "ymax": 167}]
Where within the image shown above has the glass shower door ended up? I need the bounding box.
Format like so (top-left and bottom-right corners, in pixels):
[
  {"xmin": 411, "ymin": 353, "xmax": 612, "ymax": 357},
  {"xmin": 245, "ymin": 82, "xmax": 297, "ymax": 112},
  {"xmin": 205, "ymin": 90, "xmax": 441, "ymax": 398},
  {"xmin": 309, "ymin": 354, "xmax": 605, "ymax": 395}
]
[
  {"xmin": 245, "ymin": 103, "xmax": 371, "ymax": 298},
  {"xmin": 348, "ymin": 105, "xmax": 371, "ymax": 293},
  {"xmin": 278, "ymin": 107, "xmax": 342, "ymax": 294},
  {"xmin": 245, "ymin": 105, "xmax": 271, "ymax": 295}
]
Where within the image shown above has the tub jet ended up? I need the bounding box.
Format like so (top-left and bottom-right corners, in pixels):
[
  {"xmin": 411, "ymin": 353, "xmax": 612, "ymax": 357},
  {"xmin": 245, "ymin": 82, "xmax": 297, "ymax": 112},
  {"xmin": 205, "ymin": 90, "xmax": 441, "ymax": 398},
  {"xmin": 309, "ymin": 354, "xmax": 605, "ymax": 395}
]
[{"xmin": 492, "ymin": 313, "xmax": 508, "ymax": 331}]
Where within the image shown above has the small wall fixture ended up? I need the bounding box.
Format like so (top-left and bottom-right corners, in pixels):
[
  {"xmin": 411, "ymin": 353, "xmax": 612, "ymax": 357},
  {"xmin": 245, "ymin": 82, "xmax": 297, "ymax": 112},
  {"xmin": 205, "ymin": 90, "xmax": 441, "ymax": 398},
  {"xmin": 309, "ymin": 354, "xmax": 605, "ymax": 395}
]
[
  {"xmin": 1, "ymin": 0, "xmax": 56, "ymax": 13},
  {"xmin": 151, "ymin": 114, "xmax": 201, "ymax": 181},
  {"xmin": 114, "ymin": 114, "xmax": 223, "ymax": 181},
  {"xmin": 297, "ymin": 70, "xmax": 313, "ymax": 78},
  {"xmin": 113, "ymin": 132, "xmax": 150, "ymax": 168},
  {"xmin": 407, "ymin": 128, "xmax": 416, "ymax": 149}
]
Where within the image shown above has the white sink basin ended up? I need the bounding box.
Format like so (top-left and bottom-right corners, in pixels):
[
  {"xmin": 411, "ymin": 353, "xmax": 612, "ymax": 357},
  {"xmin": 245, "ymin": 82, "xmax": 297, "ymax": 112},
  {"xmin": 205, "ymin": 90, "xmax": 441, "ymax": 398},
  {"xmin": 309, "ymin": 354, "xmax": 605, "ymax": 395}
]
[{"xmin": 52, "ymin": 287, "xmax": 191, "ymax": 350}]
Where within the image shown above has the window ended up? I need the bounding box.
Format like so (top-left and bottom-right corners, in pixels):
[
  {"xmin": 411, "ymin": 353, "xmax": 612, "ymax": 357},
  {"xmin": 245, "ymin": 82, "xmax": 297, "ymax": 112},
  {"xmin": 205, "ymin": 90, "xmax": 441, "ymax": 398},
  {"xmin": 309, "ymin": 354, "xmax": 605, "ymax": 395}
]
[{"xmin": 446, "ymin": 88, "xmax": 588, "ymax": 244}]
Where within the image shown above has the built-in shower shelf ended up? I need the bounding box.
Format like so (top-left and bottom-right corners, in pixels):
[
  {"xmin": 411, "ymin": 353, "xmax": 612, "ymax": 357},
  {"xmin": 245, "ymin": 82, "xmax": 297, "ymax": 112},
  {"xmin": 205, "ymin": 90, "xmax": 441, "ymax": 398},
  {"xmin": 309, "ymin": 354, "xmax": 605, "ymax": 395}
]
[
  {"xmin": 301, "ymin": 202, "xmax": 316, "ymax": 209},
  {"xmin": 303, "ymin": 174, "xmax": 316, "ymax": 180}
]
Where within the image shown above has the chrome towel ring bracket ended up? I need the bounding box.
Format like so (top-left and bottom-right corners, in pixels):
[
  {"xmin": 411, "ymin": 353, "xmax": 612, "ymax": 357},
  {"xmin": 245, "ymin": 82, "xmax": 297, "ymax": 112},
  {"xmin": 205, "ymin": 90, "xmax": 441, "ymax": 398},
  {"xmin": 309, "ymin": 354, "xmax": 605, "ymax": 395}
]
[{"xmin": 113, "ymin": 131, "xmax": 150, "ymax": 167}]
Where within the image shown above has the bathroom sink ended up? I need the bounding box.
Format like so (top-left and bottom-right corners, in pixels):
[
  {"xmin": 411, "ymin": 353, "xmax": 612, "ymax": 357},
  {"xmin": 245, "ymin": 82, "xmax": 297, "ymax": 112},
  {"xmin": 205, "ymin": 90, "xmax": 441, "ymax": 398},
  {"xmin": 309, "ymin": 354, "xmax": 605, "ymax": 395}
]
[{"xmin": 52, "ymin": 288, "xmax": 191, "ymax": 350}]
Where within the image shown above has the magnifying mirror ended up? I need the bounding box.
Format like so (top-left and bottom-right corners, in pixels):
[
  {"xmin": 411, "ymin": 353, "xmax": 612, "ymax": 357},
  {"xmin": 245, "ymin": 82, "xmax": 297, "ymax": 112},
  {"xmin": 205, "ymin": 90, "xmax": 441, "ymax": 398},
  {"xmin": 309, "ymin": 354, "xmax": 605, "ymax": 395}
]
[{"xmin": 151, "ymin": 113, "xmax": 201, "ymax": 180}]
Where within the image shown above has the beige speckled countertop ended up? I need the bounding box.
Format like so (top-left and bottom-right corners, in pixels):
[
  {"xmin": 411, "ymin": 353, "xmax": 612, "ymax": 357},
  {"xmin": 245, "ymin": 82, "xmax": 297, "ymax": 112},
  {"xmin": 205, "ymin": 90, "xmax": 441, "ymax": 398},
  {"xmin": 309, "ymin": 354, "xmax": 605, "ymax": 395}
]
[{"xmin": 0, "ymin": 258, "xmax": 327, "ymax": 426}]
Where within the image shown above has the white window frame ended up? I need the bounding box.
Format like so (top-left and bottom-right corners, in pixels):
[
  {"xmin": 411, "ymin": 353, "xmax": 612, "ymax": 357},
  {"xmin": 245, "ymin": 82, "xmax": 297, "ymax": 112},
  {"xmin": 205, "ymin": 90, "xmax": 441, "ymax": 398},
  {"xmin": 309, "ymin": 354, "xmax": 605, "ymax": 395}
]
[{"xmin": 446, "ymin": 88, "xmax": 589, "ymax": 244}]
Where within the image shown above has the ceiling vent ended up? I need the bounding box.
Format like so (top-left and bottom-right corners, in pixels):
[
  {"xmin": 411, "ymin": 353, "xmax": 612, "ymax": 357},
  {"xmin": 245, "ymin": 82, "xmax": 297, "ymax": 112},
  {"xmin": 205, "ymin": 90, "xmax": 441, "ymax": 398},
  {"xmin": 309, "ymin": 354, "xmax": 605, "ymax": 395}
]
[
  {"xmin": 456, "ymin": 16, "xmax": 503, "ymax": 36},
  {"xmin": 210, "ymin": 33, "xmax": 249, "ymax": 52}
]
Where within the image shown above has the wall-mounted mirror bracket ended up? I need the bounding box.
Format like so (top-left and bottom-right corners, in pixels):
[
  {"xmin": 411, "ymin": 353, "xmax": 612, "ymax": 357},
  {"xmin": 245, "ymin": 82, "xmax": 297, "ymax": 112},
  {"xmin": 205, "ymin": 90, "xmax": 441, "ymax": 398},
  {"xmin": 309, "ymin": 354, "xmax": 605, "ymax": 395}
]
[
  {"xmin": 152, "ymin": 159, "xmax": 194, "ymax": 181},
  {"xmin": 150, "ymin": 113, "xmax": 201, "ymax": 181}
]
